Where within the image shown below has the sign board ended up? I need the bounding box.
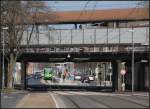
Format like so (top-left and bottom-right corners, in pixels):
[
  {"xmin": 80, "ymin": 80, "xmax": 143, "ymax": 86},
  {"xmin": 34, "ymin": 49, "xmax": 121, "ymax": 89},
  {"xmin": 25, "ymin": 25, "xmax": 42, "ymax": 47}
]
[{"xmin": 121, "ymin": 69, "xmax": 126, "ymax": 75}]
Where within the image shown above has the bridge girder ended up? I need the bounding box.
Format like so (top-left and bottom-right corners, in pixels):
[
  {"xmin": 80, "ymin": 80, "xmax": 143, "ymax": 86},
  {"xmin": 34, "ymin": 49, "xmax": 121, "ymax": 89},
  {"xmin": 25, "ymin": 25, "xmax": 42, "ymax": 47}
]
[{"xmin": 17, "ymin": 52, "xmax": 149, "ymax": 63}]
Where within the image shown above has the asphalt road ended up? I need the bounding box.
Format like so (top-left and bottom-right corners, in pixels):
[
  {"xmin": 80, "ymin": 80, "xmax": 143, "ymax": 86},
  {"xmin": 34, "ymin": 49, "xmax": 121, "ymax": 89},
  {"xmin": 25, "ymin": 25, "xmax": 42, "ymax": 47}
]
[
  {"xmin": 50, "ymin": 91, "xmax": 149, "ymax": 108},
  {"xmin": 25, "ymin": 77, "xmax": 149, "ymax": 108}
]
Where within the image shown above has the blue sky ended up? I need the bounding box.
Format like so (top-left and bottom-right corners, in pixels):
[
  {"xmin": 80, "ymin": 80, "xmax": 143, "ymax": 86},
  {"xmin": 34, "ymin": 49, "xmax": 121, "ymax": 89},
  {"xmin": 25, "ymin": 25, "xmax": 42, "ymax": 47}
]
[
  {"xmin": 45, "ymin": 1, "xmax": 142, "ymax": 29},
  {"xmin": 46, "ymin": 1, "xmax": 141, "ymax": 11}
]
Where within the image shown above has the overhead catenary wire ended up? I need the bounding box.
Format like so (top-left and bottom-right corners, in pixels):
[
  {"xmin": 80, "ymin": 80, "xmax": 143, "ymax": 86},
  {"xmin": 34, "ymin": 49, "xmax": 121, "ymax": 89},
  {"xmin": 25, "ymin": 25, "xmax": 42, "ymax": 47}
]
[
  {"xmin": 50, "ymin": 2, "xmax": 142, "ymax": 11},
  {"xmin": 96, "ymin": 1, "xmax": 142, "ymax": 43},
  {"xmin": 64, "ymin": 1, "xmax": 143, "ymax": 45},
  {"xmin": 59, "ymin": 1, "xmax": 91, "ymax": 44},
  {"xmin": 88, "ymin": 1, "xmax": 98, "ymax": 22},
  {"xmin": 34, "ymin": 3, "xmax": 144, "ymax": 46},
  {"xmin": 45, "ymin": 3, "xmax": 142, "ymax": 44}
]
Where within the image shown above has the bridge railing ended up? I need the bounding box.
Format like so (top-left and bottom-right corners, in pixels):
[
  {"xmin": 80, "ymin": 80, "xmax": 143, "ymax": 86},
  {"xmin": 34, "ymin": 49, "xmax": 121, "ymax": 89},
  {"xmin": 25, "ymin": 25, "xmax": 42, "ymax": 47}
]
[
  {"xmin": 20, "ymin": 45, "xmax": 149, "ymax": 53},
  {"xmin": 21, "ymin": 27, "xmax": 149, "ymax": 46}
]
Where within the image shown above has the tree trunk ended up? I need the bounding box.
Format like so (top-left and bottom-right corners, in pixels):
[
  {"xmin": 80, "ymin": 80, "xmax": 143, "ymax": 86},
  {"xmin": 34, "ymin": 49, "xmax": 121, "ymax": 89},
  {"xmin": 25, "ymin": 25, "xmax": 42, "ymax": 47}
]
[{"xmin": 7, "ymin": 53, "xmax": 15, "ymax": 88}]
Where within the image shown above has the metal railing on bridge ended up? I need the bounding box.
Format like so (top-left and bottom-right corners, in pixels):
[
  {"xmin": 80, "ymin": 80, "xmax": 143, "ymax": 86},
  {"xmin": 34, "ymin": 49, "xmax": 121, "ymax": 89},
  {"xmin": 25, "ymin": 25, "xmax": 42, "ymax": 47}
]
[
  {"xmin": 20, "ymin": 44, "xmax": 149, "ymax": 53},
  {"xmin": 20, "ymin": 26, "xmax": 149, "ymax": 53},
  {"xmin": 21, "ymin": 27, "xmax": 149, "ymax": 45}
]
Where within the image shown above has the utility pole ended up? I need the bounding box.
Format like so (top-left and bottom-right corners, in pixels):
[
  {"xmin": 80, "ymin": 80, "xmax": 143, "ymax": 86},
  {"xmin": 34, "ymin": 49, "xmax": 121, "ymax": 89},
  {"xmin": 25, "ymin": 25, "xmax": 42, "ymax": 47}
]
[
  {"xmin": 128, "ymin": 28, "xmax": 134, "ymax": 93},
  {"xmin": 131, "ymin": 27, "xmax": 134, "ymax": 93}
]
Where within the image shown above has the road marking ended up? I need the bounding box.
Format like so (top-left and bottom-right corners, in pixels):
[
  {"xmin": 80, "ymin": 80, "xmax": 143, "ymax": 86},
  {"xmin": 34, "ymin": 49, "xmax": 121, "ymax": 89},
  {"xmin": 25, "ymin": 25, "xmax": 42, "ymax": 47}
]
[
  {"xmin": 4, "ymin": 96, "xmax": 14, "ymax": 99},
  {"xmin": 55, "ymin": 91, "xmax": 74, "ymax": 95},
  {"xmin": 133, "ymin": 94, "xmax": 149, "ymax": 97},
  {"xmin": 48, "ymin": 92, "xmax": 59, "ymax": 108},
  {"xmin": 50, "ymin": 91, "xmax": 132, "ymax": 96}
]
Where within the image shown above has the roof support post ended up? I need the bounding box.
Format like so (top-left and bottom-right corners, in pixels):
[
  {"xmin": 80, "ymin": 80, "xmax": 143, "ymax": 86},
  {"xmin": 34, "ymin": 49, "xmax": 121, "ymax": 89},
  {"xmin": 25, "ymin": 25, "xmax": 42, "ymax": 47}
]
[
  {"xmin": 82, "ymin": 29, "xmax": 84, "ymax": 44},
  {"xmin": 75, "ymin": 24, "xmax": 77, "ymax": 29},
  {"xmin": 35, "ymin": 25, "xmax": 39, "ymax": 45},
  {"xmin": 71, "ymin": 29, "xmax": 73, "ymax": 44},
  {"xmin": 59, "ymin": 30, "xmax": 61, "ymax": 44}
]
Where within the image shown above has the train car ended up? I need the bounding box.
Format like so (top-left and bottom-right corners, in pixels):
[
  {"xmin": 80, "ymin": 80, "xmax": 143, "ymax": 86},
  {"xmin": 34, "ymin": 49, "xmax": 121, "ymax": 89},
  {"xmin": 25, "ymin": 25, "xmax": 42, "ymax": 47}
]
[{"xmin": 44, "ymin": 68, "xmax": 54, "ymax": 80}]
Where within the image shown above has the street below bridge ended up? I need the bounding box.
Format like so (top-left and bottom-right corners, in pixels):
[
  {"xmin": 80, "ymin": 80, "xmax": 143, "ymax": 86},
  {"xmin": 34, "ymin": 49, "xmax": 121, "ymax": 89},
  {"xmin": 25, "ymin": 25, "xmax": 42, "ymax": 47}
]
[
  {"xmin": 48, "ymin": 91, "xmax": 149, "ymax": 108},
  {"xmin": 1, "ymin": 90, "xmax": 149, "ymax": 108},
  {"xmin": 1, "ymin": 76, "xmax": 149, "ymax": 108}
]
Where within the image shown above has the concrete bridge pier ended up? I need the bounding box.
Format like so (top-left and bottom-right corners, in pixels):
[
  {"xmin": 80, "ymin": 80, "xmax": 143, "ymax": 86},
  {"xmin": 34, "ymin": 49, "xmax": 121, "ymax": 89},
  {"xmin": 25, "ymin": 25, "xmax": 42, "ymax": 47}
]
[
  {"xmin": 111, "ymin": 60, "xmax": 117, "ymax": 92},
  {"xmin": 21, "ymin": 61, "xmax": 27, "ymax": 90},
  {"xmin": 112, "ymin": 60, "xmax": 126, "ymax": 92},
  {"xmin": 124, "ymin": 61, "xmax": 149, "ymax": 91},
  {"xmin": 135, "ymin": 61, "xmax": 149, "ymax": 91}
]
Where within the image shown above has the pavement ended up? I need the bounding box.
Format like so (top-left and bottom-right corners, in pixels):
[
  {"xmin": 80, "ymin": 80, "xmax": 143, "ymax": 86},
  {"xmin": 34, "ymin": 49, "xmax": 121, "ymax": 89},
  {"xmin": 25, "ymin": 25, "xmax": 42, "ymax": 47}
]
[
  {"xmin": 1, "ymin": 89, "xmax": 149, "ymax": 108},
  {"xmin": 1, "ymin": 91, "xmax": 28, "ymax": 108},
  {"xmin": 15, "ymin": 92, "xmax": 56, "ymax": 108},
  {"xmin": 1, "ymin": 91, "xmax": 56, "ymax": 108}
]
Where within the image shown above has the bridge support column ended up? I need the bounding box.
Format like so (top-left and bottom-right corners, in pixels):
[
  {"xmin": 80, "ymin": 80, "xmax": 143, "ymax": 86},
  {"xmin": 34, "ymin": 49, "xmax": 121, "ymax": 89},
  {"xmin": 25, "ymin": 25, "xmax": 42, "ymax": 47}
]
[
  {"xmin": 112, "ymin": 60, "xmax": 125, "ymax": 92},
  {"xmin": 117, "ymin": 60, "xmax": 122, "ymax": 92},
  {"xmin": 112, "ymin": 61, "xmax": 118, "ymax": 92},
  {"xmin": 125, "ymin": 61, "xmax": 149, "ymax": 91},
  {"xmin": 21, "ymin": 61, "xmax": 27, "ymax": 90},
  {"xmin": 135, "ymin": 62, "xmax": 148, "ymax": 91}
]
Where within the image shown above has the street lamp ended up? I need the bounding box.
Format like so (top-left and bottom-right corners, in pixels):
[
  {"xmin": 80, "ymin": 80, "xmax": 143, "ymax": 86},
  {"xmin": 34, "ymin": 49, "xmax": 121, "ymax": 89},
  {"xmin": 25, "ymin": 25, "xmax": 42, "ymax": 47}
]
[
  {"xmin": 67, "ymin": 54, "xmax": 71, "ymax": 58},
  {"xmin": 2, "ymin": 27, "xmax": 8, "ymax": 89},
  {"xmin": 128, "ymin": 28, "xmax": 134, "ymax": 93}
]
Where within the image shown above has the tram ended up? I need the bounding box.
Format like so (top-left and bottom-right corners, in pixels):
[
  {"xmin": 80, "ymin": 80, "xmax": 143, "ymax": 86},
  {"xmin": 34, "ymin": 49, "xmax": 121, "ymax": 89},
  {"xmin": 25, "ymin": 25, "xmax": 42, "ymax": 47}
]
[{"xmin": 44, "ymin": 68, "xmax": 54, "ymax": 80}]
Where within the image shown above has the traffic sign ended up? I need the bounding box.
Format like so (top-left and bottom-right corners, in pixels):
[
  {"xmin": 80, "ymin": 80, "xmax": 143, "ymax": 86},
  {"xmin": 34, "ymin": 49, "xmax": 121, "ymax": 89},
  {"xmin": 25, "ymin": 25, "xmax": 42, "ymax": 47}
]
[{"xmin": 121, "ymin": 69, "xmax": 126, "ymax": 75}]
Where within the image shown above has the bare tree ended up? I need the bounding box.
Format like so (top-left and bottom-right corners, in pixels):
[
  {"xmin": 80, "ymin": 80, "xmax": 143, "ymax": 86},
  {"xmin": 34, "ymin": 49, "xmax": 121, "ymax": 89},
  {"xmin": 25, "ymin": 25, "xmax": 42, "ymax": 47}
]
[{"xmin": 1, "ymin": 1, "xmax": 54, "ymax": 88}]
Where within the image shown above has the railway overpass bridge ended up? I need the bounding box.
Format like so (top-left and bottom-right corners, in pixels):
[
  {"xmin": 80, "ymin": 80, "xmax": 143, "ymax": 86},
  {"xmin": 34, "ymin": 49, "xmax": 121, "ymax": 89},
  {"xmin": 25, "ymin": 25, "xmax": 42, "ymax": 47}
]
[
  {"xmin": 10, "ymin": 26, "xmax": 148, "ymax": 91},
  {"xmin": 1, "ymin": 8, "xmax": 149, "ymax": 91}
]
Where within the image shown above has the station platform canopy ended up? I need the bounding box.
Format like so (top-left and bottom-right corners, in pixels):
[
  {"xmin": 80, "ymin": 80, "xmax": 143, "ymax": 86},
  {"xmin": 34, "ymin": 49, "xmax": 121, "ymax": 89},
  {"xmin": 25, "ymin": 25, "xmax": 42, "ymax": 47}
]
[{"xmin": 27, "ymin": 8, "xmax": 149, "ymax": 24}]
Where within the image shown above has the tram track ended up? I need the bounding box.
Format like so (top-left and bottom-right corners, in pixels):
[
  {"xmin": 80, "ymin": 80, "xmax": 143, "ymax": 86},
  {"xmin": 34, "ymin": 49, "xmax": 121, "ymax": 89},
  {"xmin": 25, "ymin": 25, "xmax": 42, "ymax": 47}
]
[
  {"xmin": 27, "ymin": 79, "xmax": 148, "ymax": 108},
  {"xmin": 50, "ymin": 90, "xmax": 111, "ymax": 108},
  {"xmin": 50, "ymin": 91, "xmax": 81, "ymax": 108},
  {"xmin": 112, "ymin": 95, "xmax": 149, "ymax": 108}
]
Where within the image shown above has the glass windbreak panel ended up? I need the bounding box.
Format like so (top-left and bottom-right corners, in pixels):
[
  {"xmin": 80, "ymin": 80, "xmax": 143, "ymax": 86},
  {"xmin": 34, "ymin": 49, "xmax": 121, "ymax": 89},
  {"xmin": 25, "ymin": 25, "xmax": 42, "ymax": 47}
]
[
  {"xmin": 28, "ymin": 30, "xmax": 38, "ymax": 45},
  {"xmin": 84, "ymin": 29, "xmax": 94, "ymax": 44},
  {"xmin": 21, "ymin": 31, "xmax": 28, "ymax": 45},
  {"xmin": 26, "ymin": 62, "xmax": 113, "ymax": 88},
  {"xmin": 39, "ymin": 31, "xmax": 49, "ymax": 45},
  {"xmin": 61, "ymin": 30, "xmax": 71, "ymax": 44},
  {"xmin": 120, "ymin": 28, "xmax": 132, "ymax": 43},
  {"xmin": 50, "ymin": 29, "xmax": 60, "ymax": 44},
  {"xmin": 96, "ymin": 29, "xmax": 107, "ymax": 44},
  {"xmin": 133, "ymin": 27, "xmax": 147, "ymax": 44},
  {"xmin": 108, "ymin": 28, "xmax": 119, "ymax": 44},
  {"xmin": 72, "ymin": 29, "xmax": 83, "ymax": 44}
]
